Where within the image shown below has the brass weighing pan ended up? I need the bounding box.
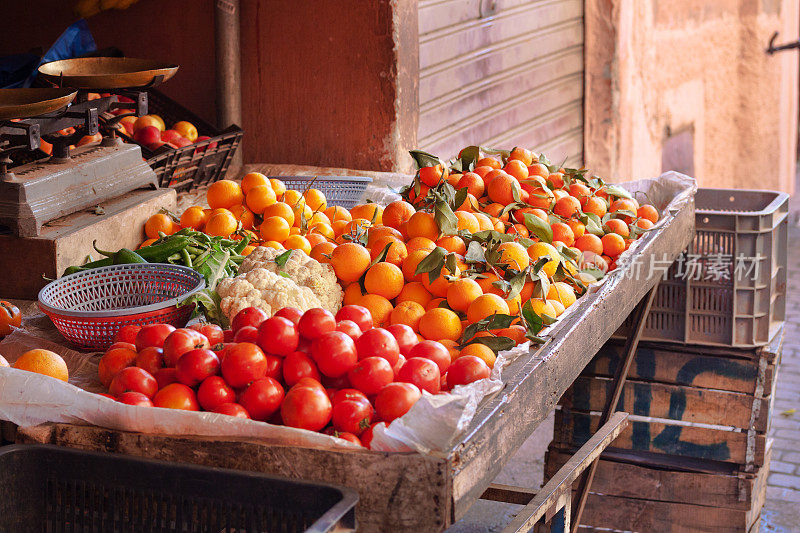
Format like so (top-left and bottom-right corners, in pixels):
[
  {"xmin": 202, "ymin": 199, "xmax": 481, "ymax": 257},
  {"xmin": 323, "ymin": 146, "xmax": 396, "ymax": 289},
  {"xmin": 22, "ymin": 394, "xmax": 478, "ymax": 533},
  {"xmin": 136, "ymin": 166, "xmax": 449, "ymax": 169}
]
[
  {"xmin": 0, "ymin": 88, "xmax": 77, "ymax": 120},
  {"xmin": 38, "ymin": 58, "xmax": 178, "ymax": 89}
]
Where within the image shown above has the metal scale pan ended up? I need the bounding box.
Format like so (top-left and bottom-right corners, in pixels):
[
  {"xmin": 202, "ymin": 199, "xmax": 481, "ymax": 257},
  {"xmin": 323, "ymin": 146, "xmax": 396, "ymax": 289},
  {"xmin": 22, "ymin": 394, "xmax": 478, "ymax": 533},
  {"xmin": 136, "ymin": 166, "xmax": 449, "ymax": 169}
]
[
  {"xmin": 0, "ymin": 89, "xmax": 77, "ymax": 120},
  {"xmin": 38, "ymin": 57, "xmax": 178, "ymax": 89}
]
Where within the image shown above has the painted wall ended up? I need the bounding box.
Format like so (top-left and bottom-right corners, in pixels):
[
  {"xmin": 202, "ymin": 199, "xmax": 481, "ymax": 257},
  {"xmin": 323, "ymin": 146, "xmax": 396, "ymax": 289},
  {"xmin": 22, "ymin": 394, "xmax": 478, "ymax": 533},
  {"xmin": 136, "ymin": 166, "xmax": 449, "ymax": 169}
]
[{"xmin": 585, "ymin": 0, "xmax": 799, "ymax": 192}]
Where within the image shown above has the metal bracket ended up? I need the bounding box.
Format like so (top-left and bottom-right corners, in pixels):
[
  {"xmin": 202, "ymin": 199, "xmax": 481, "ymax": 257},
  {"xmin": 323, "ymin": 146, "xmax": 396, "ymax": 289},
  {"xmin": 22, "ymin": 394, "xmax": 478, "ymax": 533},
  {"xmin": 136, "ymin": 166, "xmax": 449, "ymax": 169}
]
[{"xmin": 767, "ymin": 31, "xmax": 800, "ymax": 54}]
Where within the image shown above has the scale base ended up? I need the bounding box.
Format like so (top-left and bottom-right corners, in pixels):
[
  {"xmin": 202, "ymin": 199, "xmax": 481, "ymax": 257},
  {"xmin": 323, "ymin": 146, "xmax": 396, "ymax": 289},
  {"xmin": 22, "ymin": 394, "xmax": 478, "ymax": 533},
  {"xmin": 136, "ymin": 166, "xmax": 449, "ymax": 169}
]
[{"xmin": 0, "ymin": 142, "xmax": 158, "ymax": 237}]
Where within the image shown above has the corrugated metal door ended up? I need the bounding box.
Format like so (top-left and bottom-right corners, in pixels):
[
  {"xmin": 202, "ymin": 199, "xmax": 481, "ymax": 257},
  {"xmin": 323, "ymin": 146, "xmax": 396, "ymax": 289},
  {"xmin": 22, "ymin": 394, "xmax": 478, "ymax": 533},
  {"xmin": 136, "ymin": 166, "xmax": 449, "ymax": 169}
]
[{"xmin": 418, "ymin": 0, "xmax": 584, "ymax": 166}]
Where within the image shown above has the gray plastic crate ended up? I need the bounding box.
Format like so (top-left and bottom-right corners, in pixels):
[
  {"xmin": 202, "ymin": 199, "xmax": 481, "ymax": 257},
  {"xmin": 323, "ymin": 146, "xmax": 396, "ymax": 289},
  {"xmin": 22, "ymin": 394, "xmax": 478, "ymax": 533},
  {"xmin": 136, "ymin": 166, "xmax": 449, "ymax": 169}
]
[{"xmin": 616, "ymin": 188, "xmax": 788, "ymax": 347}]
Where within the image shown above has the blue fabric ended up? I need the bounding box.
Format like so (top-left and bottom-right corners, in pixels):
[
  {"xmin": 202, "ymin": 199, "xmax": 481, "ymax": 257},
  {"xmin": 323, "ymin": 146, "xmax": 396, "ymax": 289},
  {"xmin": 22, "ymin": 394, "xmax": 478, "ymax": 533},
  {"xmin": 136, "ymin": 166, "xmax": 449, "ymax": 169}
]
[{"xmin": 18, "ymin": 19, "xmax": 98, "ymax": 87}]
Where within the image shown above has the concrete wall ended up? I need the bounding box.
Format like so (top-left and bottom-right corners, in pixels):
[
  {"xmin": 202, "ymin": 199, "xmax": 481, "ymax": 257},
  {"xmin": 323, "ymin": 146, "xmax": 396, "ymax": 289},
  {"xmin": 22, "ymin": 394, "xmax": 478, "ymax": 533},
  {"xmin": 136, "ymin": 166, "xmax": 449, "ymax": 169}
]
[{"xmin": 586, "ymin": 0, "xmax": 799, "ymax": 192}]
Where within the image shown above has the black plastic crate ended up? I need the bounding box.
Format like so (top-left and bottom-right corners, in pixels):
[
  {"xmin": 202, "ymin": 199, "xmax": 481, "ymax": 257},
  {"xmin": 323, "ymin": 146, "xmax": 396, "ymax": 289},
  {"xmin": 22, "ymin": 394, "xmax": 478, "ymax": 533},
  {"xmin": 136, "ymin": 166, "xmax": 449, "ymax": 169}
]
[
  {"xmin": 113, "ymin": 88, "xmax": 243, "ymax": 192},
  {"xmin": 0, "ymin": 444, "xmax": 357, "ymax": 532}
]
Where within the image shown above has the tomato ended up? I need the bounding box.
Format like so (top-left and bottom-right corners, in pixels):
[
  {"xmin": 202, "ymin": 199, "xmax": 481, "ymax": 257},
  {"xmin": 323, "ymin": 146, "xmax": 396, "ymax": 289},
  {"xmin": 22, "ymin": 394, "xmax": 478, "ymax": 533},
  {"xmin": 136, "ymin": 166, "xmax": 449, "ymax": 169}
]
[
  {"xmin": 135, "ymin": 347, "xmax": 164, "ymax": 375},
  {"xmin": 348, "ymin": 357, "xmax": 393, "ymax": 395},
  {"xmin": 135, "ymin": 324, "xmax": 176, "ymax": 351},
  {"xmin": 223, "ymin": 329, "xmax": 235, "ymax": 343},
  {"xmin": 332, "ymin": 388, "xmax": 368, "ymax": 405},
  {"xmin": 322, "ymin": 374, "xmax": 351, "ymax": 390},
  {"xmin": 283, "ymin": 351, "xmax": 321, "ymax": 386},
  {"xmin": 332, "ymin": 399, "xmax": 373, "ymax": 435},
  {"xmin": 114, "ymin": 324, "xmax": 141, "ymax": 344},
  {"xmin": 213, "ymin": 343, "xmax": 235, "ymax": 362},
  {"xmin": 374, "ymin": 382, "xmax": 422, "ymax": 423},
  {"xmin": 311, "ymin": 331, "xmax": 358, "ymax": 378},
  {"xmin": 0, "ymin": 300, "xmax": 21, "ymax": 336},
  {"xmin": 281, "ymin": 386, "xmax": 332, "ymax": 431},
  {"xmin": 221, "ymin": 343, "xmax": 268, "ymax": 387},
  {"xmin": 109, "ymin": 367, "xmax": 158, "ymax": 398},
  {"xmin": 97, "ymin": 392, "xmax": 114, "ymax": 400},
  {"xmin": 239, "ymin": 377, "xmax": 285, "ymax": 421},
  {"xmin": 408, "ymin": 340, "xmax": 451, "ymax": 373},
  {"xmin": 154, "ymin": 368, "xmax": 178, "ymax": 389},
  {"xmin": 264, "ymin": 353, "xmax": 283, "ymax": 380},
  {"xmin": 109, "ymin": 341, "xmax": 136, "ymax": 352},
  {"xmin": 257, "ymin": 316, "xmax": 299, "ymax": 356},
  {"xmin": 335, "ymin": 320, "xmax": 362, "ymax": 340},
  {"xmin": 231, "ymin": 306, "xmax": 269, "ymax": 332},
  {"xmin": 360, "ymin": 422, "xmax": 384, "ymax": 449},
  {"xmin": 175, "ymin": 349, "xmax": 220, "ymax": 387},
  {"xmin": 212, "ymin": 402, "xmax": 250, "ymax": 418},
  {"xmin": 447, "ymin": 355, "xmax": 491, "ymax": 388},
  {"xmin": 291, "ymin": 377, "xmax": 326, "ymax": 393},
  {"xmin": 116, "ymin": 391, "xmax": 153, "ymax": 407},
  {"xmin": 98, "ymin": 347, "xmax": 137, "ymax": 387},
  {"xmin": 392, "ymin": 354, "xmax": 406, "ymax": 378},
  {"xmin": 188, "ymin": 323, "xmax": 224, "ymax": 345},
  {"xmin": 163, "ymin": 328, "xmax": 211, "ymax": 367},
  {"xmin": 335, "ymin": 432, "xmax": 362, "ymax": 446},
  {"xmin": 153, "ymin": 383, "xmax": 199, "ymax": 410},
  {"xmin": 385, "ymin": 324, "xmax": 418, "ymax": 357},
  {"xmin": 275, "ymin": 307, "xmax": 303, "ymax": 325},
  {"xmin": 396, "ymin": 357, "xmax": 440, "ymax": 394},
  {"xmin": 298, "ymin": 308, "xmax": 336, "ymax": 340},
  {"xmin": 196, "ymin": 375, "xmax": 235, "ymax": 411},
  {"xmin": 355, "ymin": 328, "xmax": 399, "ymax": 366},
  {"xmin": 335, "ymin": 305, "xmax": 373, "ymax": 332},
  {"xmin": 233, "ymin": 326, "xmax": 259, "ymax": 343}
]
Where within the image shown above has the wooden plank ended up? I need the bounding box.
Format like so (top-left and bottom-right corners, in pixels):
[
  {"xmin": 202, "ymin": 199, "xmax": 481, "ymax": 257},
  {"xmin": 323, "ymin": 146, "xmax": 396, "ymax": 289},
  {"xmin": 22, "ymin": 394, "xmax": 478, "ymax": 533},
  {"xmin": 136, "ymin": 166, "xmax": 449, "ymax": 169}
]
[
  {"xmin": 561, "ymin": 376, "xmax": 770, "ymax": 431},
  {"xmin": 17, "ymin": 423, "xmax": 450, "ymax": 533},
  {"xmin": 553, "ymin": 409, "xmax": 765, "ymax": 466},
  {"xmin": 481, "ymin": 484, "xmax": 536, "ymax": 505}
]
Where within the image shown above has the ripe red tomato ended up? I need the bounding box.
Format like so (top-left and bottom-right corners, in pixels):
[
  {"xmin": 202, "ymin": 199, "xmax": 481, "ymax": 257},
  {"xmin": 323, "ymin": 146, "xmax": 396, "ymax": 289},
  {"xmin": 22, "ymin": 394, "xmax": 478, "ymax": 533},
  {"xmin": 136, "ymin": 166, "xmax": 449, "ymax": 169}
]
[
  {"xmin": 282, "ymin": 351, "xmax": 321, "ymax": 386},
  {"xmin": 396, "ymin": 357, "xmax": 440, "ymax": 394},
  {"xmin": 281, "ymin": 386, "xmax": 332, "ymax": 431},
  {"xmin": 135, "ymin": 347, "xmax": 164, "ymax": 375},
  {"xmin": 298, "ymin": 308, "xmax": 336, "ymax": 340},
  {"xmin": 154, "ymin": 368, "xmax": 178, "ymax": 389},
  {"xmin": 153, "ymin": 383, "xmax": 199, "ymax": 410},
  {"xmin": 108, "ymin": 341, "xmax": 136, "ymax": 352},
  {"xmin": 332, "ymin": 399, "xmax": 374, "ymax": 435},
  {"xmin": 231, "ymin": 307, "xmax": 269, "ymax": 332},
  {"xmin": 233, "ymin": 326, "xmax": 259, "ymax": 343},
  {"xmin": 196, "ymin": 375, "xmax": 235, "ymax": 411},
  {"xmin": 335, "ymin": 305, "xmax": 374, "ymax": 332},
  {"xmin": 311, "ymin": 331, "xmax": 358, "ymax": 378},
  {"xmin": 98, "ymin": 347, "xmax": 137, "ymax": 387},
  {"xmin": 212, "ymin": 402, "xmax": 250, "ymax": 418},
  {"xmin": 385, "ymin": 324, "xmax": 418, "ymax": 356},
  {"xmin": 213, "ymin": 343, "xmax": 234, "ymax": 362},
  {"xmin": 360, "ymin": 422, "xmax": 384, "ymax": 449},
  {"xmin": 175, "ymin": 349, "xmax": 220, "ymax": 387},
  {"xmin": 135, "ymin": 324, "xmax": 176, "ymax": 351},
  {"xmin": 447, "ymin": 355, "xmax": 491, "ymax": 388},
  {"xmin": 332, "ymin": 388, "xmax": 369, "ymax": 405},
  {"xmin": 257, "ymin": 316, "xmax": 299, "ymax": 356},
  {"xmin": 116, "ymin": 391, "xmax": 154, "ymax": 407},
  {"xmin": 291, "ymin": 377, "xmax": 326, "ymax": 393},
  {"xmin": 188, "ymin": 323, "xmax": 224, "ymax": 345},
  {"xmin": 275, "ymin": 307, "xmax": 303, "ymax": 325},
  {"xmin": 97, "ymin": 393, "xmax": 115, "ymax": 400},
  {"xmin": 348, "ymin": 357, "xmax": 394, "ymax": 395},
  {"xmin": 264, "ymin": 353, "xmax": 283, "ymax": 380},
  {"xmin": 375, "ymin": 382, "xmax": 422, "ymax": 423},
  {"xmin": 355, "ymin": 328, "xmax": 400, "ymax": 366},
  {"xmin": 162, "ymin": 328, "xmax": 210, "ymax": 367},
  {"xmin": 109, "ymin": 367, "xmax": 158, "ymax": 398},
  {"xmin": 223, "ymin": 329, "xmax": 235, "ymax": 343},
  {"xmin": 322, "ymin": 374, "xmax": 351, "ymax": 390},
  {"xmin": 335, "ymin": 320, "xmax": 362, "ymax": 340},
  {"xmin": 220, "ymin": 343, "xmax": 268, "ymax": 388},
  {"xmin": 408, "ymin": 340, "xmax": 451, "ymax": 373},
  {"xmin": 114, "ymin": 324, "xmax": 141, "ymax": 344},
  {"xmin": 334, "ymin": 432, "xmax": 362, "ymax": 446},
  {"xmin": 239, "ymin": 377, "xmax": 285, "ymax": 421},
  {"xmin": 392, "ymin": 354, "xmax": 406, "ymax": 378}
]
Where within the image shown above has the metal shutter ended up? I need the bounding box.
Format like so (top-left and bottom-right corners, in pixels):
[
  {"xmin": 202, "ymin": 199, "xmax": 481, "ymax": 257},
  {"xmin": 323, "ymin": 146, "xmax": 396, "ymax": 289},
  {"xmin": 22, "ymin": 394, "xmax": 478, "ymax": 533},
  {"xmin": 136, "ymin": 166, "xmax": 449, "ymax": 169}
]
[{"xmin": 418, "ymin": 0, "xmax": 584, "ymax": 167}]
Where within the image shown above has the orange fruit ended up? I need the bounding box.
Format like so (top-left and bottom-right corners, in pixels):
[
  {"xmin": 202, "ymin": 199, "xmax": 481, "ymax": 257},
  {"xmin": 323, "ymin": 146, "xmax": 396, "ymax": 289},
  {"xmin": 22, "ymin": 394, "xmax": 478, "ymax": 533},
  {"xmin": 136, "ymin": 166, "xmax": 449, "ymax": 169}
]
[
  {"xmin": 331, "ymin": 219, "xmax": 349, "ymax": 236},
  {"xmin": 330, "ymin": 242, "xmax": 371, "ymax": 283},
  {"xmin": 406, "ymin": 237, "xmax": 437, "ymax": 254},
  {"xmin": 241, "ymin": 172, "xmax": 269, "ymax": 195},
  {"xmin": 458, "ymin": 343, "xmax": 496, "ymax": 368},
  {"xmin": 637, "ymin": 218, "xmax": 654, "ymax": 229},
  {"xmin": 566, "ymin": 219, "xmax": 585, "ymax": 239},
  {"xmin": 527, "ymin": 242, "xmax": 560, "ymax": 277},
  {"xmin": 482, "ymin": 202, "xmax": 510, "ymax": 222},
  {"xmin": 483, "ymin": 169, "xmax": 509, "ymax": 188},
  {"xmin": 390, "ymin": 301, "xmax": 426, "ymax": 330},
  {"xmin": 407, "ymin": 183, "xmax": 431, "ymax": 206},
  {"xmin": 345, "ymin": 218, "xmax": 372, "ymax": 235},
  {"xmin": 604, "ymin": 218, "xmax": 630, "ymax": 238},
  {"xmin": 357, "ymin": 294, "xmax": 393, "ymax": 327},
  {"xmin": 419, "ymin": 308, "xmax": 463, "ymax": 342},
  {"xmin": 426, "ymin": 298, "xmax": 446, "ymax": 311},
  {"xmin": 406, "ymin": 211, "xmax": 439, "ymax": 241},
  {"xmin": 553, "ymin": 196, "xmax": 581, "ymax": 218},
  {"xmin": 309, "ymin": 211, "xmax": 332, "ymax": 227},
  {"xmin": 529, "ymin": 299, "xmax": 557, "ymax": 319},
  {"xmin": 455, "ymin": 193, "xmax": 479, "ymax": 212},
  {"xmin": 584, "ymin": 196, "xmax": 608, "ymax": 217},
  {"xmin": 145, "ymin": 213, "xmax": 176, "ymax": 239},
  {"xmin": 396, "ymin": 282, "xmax": 433, "ymax": 307},
  {"xmin": 421, "ymin": 263, "xmax": 460, "ymax": 298},
  {"xmin": 245, "ymin": 185, "xmax": 277, "ymax": 214},
  {"xmin": 270, "ymin": 178, "xmax": 287, "ymax": 196},
  {"xmin": 473, "ymin": 212, "xmax": 494, "ymax": 231},
  {"xmin": 207, "ymin": 179, "xmax": 244, "ymax": 209},
  {"xmin": 457, "ymin": 172, "xmax": 485, "ymax": 198},
  {"xmin": 454, "ymin": 211, "xmax": 480, "ymax": 233},
  {"xmin": 419, "ymin": 163, "xmax": 447, "ymax": 187},
  {"xmin": 402, "ymin": 249, "xmax": 432, "ymax": 282},
  {"xmin": 139, "ymin": 238, "xmax": 157, "ymax": 249},
  {"xmin": 568, "ymin": 183, "xmax": 592, "ymax": 203},
  {"xmin": 549, "ymin": 299, "xmax": 566, "ymax": 317},
  {"xmin": 310, "ymin": 241, "xmax": 336, "ymax": 263},
  {"xmin": 487, "ymin": 175, "xmax": 521, "ymax": 205},
  {"xmin": 309, "ymin": 222, "xmax": 335, "ymax": 240},
  {"xmin": 262, "ymin": 202, "xmax": 295, "ymax": 226},
  {"xmin": 179, "ymin": 206, "xmax": 207, "ymax": 230},
  {"xmin": 601, "ymin": 233, "xmax": 626, "ymax": 257},
  {"xmin": 503, "ymin": 159, "xmax": 529, "ymax": 181},
  {"xmin": 284, "ymin": 235, "xmax": 312, "ymax": 255},
  {"xmin": 467, "ymin": 294, "xmax": 510, "ymax": 323},
  {"xmin": 438, "ymin": 339, "xmax": 461, "ymax": 362},
  {"xmin": 509, "ymin": 147, "xmax": 534, "ymax": 166},
  {"xmin": 289, "ymin": 227, "xmax": 301, "ymax": 236},
  {"xmin": 507, "ymin": 224, "xmax": 529, "ymax": 238},
  {"xmin": 496, "ymin": 242, "xmax": 530, "ymax": 271},
  {"xmin": 547, "ymin": 281, "xmax": 576, "ymax": 308},
  {"xmin": 343, "ymin": 282, "xmax": 367, "ymax": 305},
  {"xmin": 263, "ymin": 240, "xmax": 285, "ymax": 250},
  {"xmin": 548, "ymin": 172, "xmax": 565, "ymax": 188},
  {"xmin": 447, "ymin": 278, "xmax": 483, "ymax": 313},
  {"xmin": 325, "ymin": 205, "xmax": 352, "ymax": 223},
  {"xmin": 476, "ymin": 271, "xmax": 505, "ymax": 296},
  {"xmin": 302, "ymin": 188, "xmax": 327, "ymax": 212},
  {"xmin": 610, "ymin": 198, "xmax": 639, "ymax": 214},
  {"xmin": 436, "ymin": 235, "xmax": 466, "ymax": 255},
  {"xmin": 575, "ymin": 234, "xmax": 603, "ymax": 255},
  {"xmin": 241, "ymin": 245, "xmax": 256, "ymax": 256},
  {"xmin": 370, "ymin": 236, "xmax": 408, "ymax": 266},
  {"xmin": 364, "ymin": 262, "xmax": 404, "ymax": 300},
  {"xmin": 292, "ymin": 203, "xmax": 314, "ymax": 227},
  {"xmin": 637, "ymin": 204, "xmax": 659, "ymax": 223},
  {"xmin": 477, "ymin": 157, "xmax": 501, "ymax": 169},
  {"xmin": 229, "ymin": 205, "xmax": 255, "ymax": 230},
  {"xmin": 383, "ymin": 201, "xmax": 416, "ymax": 231},
  {"xmin": 13, "ymin": 349, "xmax": 68, "ymax": 382},
  {"xmin": 260, "ymin": 216, "xmax": 291, "ymax": 242},
  {"xmin": 551, "ymin": 222, "xmax": 575, "ymax": 247},
  {"xmin": 494, "ymin": 325, "xmax": 527, "ymax": 345},
  {"xmin": 528, "ymin": 163, "xmax": 549, "ymax": 178},
  {"xmin": 350, "ymin": 203, "xmax": 383, "ymax": 224},
  {"xmin": 282, "ymin": 189, "xmax": 302, "ymax": 206},
  {"xmin": 205, "ymin": 211, "xmax": 238, "ymax": 237},
  {"xmin": 367, "ymin": 225, "xmax": 403, "ymax": 246}
]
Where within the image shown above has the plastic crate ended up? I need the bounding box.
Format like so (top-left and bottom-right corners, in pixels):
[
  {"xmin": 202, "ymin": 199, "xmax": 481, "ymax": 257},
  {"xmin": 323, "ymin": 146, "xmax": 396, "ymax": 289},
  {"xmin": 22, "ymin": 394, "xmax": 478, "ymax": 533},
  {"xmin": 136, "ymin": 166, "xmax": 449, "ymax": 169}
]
[
  {"xmin": 278, "ymin": 175, "xmax": 372, "ymax": 209},
  {"xmin": 616, "ymin": 188, "xmax": 788, "ymax": 347},
  {"xmin": 114, "ymin": 88, "xmax": 243, "ymax": 192},
  {"xmin": 0, "ymin": 444, "xmax": 357, "ymax": 532}
]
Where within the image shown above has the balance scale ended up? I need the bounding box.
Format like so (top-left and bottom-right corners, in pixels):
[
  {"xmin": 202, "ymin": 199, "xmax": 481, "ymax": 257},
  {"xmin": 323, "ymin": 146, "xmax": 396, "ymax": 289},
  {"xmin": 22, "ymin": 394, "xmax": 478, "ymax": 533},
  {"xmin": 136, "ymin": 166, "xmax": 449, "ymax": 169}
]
[{"xmin": 0, "ymin": 58, "xmax": 181, "ymax": 298}]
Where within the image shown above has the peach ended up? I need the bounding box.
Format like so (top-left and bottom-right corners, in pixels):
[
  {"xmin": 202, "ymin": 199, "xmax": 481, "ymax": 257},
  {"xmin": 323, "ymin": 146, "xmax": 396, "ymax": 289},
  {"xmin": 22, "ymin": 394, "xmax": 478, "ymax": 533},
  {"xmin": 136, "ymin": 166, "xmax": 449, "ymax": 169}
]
[
  {"xmin": 133, "ymin": 115, "xmax": 164, "ymax": 133},
  {"xmin": 149, "ymin": 114, "xmax": 166, "ymax": 130},
  {"xmin": 119, "ymin": 116, "xmax": 137, "ymax": 134},
  {"xmin": 160, "ymin": 129, "xmax": 184, "ymax": 144},
  {"xmin": 173, "ymin": 121, "xmax": 198, "ymax": 142},
  {"xmin": 134, "ymin": 125, "xmax": 161, "ymax": 146}
]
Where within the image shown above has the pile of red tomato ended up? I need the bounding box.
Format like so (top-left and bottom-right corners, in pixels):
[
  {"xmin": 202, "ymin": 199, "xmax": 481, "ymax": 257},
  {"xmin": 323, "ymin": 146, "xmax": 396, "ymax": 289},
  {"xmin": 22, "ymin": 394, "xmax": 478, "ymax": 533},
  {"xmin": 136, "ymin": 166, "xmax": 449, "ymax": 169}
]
[{"xmin": 98, "ymin": 304, "xmax": 493, "ymax": 449}]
